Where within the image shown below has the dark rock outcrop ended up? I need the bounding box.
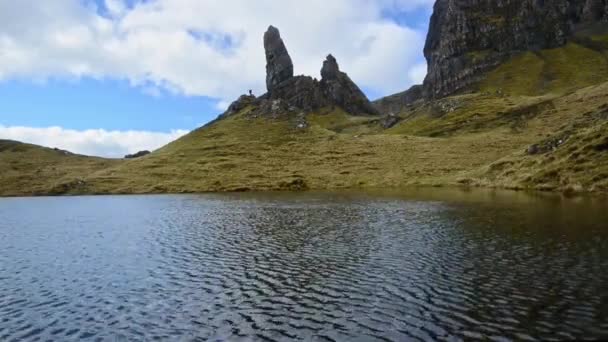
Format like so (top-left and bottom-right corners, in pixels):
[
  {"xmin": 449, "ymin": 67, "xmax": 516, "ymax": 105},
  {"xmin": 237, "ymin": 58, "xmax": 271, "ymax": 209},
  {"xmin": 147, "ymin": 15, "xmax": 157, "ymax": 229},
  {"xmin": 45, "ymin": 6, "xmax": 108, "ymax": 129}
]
[
  {"xmin": 264, "ymin": 76, "xmax": 325, "ymax": 112},
  {"xmin": 261, "ymin": 29, "xmax": 378, "ymax": 116},
  {"xmin": 380, "ymin": 113, "xmax": 403, "ymax": 129},
  {"xmin": 423, "ymin": 0, "xmax": 608, "ymax": 99},
  {"xmin": 320, "ymin": 54, "xmax": 340, "ymax": 80},
  {"xmin": 320, "ymin": 55, "xmax": 380, "ymax": 115},
  {"xmin": 264, "ymin": 25, "xmax": 294, "ymax": 92},
  {"xmin": 259, "ymin": 54, "xmax": 378, "ymax": 116},
  {"xmin": 220, "ymin": 26, "xmax": 378, "ymax": 120},
  {"xmin": 373, "ymin": 85, "xmax": 424, "ymax": 114},
  {"xmin": 125, "ymin": 150, "xmax": 150, "ymax": 159},
  {"xmin": 226, "ymin": 94, "xmax": 259, "ymax": 116},
  {"xmin": 53, "ymin": 147, "xmax": 73, "ymax": 156}
]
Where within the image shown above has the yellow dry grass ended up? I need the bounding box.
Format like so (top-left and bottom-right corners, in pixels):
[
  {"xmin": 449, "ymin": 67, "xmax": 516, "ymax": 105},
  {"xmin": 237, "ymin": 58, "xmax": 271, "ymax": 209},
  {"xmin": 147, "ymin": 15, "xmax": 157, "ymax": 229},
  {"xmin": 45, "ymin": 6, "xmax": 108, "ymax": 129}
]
[{"xmin": 2, "ymin": 39, "xmax": 608, "ymax": 196}]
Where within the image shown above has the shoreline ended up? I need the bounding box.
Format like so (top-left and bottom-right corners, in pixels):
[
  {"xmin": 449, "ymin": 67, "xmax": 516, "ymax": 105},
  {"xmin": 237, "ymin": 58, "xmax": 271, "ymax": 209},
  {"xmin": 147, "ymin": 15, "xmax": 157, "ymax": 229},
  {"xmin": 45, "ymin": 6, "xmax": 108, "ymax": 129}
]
[{"xmin": 1, "ymin": 182, "xmax": 606, "ymax": 199}]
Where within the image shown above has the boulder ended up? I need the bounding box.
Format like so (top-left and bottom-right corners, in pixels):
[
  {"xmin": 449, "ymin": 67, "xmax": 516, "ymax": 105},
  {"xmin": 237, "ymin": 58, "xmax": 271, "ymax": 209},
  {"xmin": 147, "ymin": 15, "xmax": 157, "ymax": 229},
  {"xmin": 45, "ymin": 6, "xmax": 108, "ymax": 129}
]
[{"xmin": 380, "ymin": 113, "xmax": 402, "ymax": 129}]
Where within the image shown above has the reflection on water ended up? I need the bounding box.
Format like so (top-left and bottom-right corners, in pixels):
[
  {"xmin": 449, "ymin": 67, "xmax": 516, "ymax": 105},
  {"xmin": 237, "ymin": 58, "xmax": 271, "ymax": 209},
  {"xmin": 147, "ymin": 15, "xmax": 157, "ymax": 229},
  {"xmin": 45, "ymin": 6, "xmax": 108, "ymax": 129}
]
[{"xmin": 0, "ymin": 189, "xmax": 607, "ymax": 341}]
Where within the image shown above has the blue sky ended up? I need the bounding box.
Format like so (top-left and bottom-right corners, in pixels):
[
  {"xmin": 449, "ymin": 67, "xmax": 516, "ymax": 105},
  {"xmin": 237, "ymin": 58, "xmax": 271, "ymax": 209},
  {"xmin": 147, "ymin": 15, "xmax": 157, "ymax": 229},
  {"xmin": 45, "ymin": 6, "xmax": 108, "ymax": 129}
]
[
  {"xmin": 0, "ymin": 79, "xmax": 218, "ymax": 131},
  {"xmin": 0, "ymin": 0, "xmax": 433, "ymax": 157}
]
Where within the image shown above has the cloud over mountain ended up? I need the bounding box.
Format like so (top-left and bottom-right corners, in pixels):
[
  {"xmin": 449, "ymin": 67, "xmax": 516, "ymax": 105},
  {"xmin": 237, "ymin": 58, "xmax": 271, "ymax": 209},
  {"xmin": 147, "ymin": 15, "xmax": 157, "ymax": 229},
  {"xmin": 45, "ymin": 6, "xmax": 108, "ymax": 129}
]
[
  {"xmin": 0, "ymin": 0, "xmax": 432, "ymax": 105},
  {"xmin": 0, "ymin": 125, "xmax": 187, "ymax": 157}
]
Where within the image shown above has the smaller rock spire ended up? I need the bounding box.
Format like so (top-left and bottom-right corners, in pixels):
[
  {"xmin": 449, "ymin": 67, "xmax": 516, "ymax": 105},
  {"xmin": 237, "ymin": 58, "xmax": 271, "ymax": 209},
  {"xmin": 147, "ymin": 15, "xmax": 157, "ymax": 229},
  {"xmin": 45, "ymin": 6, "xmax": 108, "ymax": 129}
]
[
  {"xmin": 264, "ymin": 25, "xmax": 294, "ymax": 92},
  {"xmin": 319, "ymin": 54, "xmax": 379, "ymax": 115},
  {"xmin": 321, "ymin": 54, "xmax": 340, "ymax": 81}
]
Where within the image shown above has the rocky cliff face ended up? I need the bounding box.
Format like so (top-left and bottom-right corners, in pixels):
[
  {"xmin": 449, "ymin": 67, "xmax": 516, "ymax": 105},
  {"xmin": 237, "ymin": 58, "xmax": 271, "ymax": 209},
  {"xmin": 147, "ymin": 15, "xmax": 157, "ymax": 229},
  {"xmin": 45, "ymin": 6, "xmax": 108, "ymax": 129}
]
[
  {"xmin": 424, "ymin": 0, "xmax": 608, "ymax": 99},
  {"xmin": 223, "ymin": 26, "xmax": 378, "ymax": 118},
  {"xmin": 374, "ymin": 0, "xmax": 608, "ymax": 113}
]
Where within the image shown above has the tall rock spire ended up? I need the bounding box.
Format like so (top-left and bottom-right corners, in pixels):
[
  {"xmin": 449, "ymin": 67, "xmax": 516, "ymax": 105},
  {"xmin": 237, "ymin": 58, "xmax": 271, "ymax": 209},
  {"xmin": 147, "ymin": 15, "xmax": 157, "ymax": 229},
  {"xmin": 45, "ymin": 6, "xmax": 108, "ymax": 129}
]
[
  {"xmin": 222, "ymin": 26, "xmax": 378, "ymax": 119},
  {"xmin": 263, "ymin": 26, "xmax": 294, "ymax": 92}
]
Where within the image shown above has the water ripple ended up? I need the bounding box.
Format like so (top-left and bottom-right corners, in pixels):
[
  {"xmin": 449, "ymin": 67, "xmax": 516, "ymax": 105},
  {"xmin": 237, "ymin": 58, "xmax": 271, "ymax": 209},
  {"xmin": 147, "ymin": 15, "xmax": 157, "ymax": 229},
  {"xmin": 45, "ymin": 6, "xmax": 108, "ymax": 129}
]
[{"xmin": 0, "ymin": 192, "xmax": 607, "ymax": 341}]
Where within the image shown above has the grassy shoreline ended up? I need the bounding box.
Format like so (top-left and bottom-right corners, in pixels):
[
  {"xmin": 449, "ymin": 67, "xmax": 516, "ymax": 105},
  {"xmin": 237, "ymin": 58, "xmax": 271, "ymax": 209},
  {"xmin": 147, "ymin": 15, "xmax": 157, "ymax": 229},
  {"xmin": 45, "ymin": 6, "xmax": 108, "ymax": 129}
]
[{"xmin": 1, "ymin": 181, "xmax": 607, "ymax": 200}]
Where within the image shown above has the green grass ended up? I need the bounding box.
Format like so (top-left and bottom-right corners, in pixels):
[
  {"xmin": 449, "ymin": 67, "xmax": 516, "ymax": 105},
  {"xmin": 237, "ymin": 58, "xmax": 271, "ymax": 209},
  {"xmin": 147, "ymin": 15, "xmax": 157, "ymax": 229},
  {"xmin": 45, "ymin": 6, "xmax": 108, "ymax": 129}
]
[
  {"xmin": 84, "ymin": 108, "xmax": 524, "ymax": 193},
  {"xmin": 591, "ymin": 34, "xmax": 608, "ymax": 43},
  {"xmin": 385, "ymin": 93, "xmax": 556, "ymax": 136},
  {"xmin": 541, "ymin": 43, "xmax": 608, "ymax": 93},
  {"xmin": 479, "ymin": 51, "xmax": 546, "ymax": 95},
  {"xmin": 0, "ymin": 140, "xmax": 120, "ymax": 196},
  {"xmin": 2, "ymin": 39, "xmax": 608, "ymax": 196},
  {"xmin": 467, "ymin": 83, "xmax": 608, "ymax": 193},
  {"xmin": 307, "ymin": 109, "xmax": 380, "ymax": 134},
  {"xmin": 479, "ymin": 42, "xmax": 608, "ymax": 96}
]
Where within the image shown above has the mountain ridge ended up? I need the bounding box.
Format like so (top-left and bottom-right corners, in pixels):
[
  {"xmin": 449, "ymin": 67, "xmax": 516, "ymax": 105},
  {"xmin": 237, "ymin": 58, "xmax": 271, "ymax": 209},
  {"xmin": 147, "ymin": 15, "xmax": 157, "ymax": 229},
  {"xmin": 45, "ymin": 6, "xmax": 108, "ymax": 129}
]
[
  {"xmin": 1, "ymin": 1, "xmax": 608, "ymax": 196},
  {"xmin": 374, "ymin": 0, "xmax": 608, "ymax": 113}
]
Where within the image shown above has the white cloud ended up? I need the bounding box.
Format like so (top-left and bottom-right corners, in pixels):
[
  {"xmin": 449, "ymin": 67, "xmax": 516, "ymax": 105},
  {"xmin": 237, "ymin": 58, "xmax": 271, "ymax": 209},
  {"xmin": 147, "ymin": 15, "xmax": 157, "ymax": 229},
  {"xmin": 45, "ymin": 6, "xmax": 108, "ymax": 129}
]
[
  {"xmin": 215, "ymin": 100, "xmax": 231, "ymax": 111},
  {"xmin": 408, "ymin": 62, "xmax": 428, "ymax": 84},
  {"xmin": 104, "ymin": 0, "xmax": 127, "ymax": 17},
  {"xmin": 0, "ymin": 125, "xmax": 188, "ymax": 158},
  {"xmin": 0, "ymin": 0, "xmax": 432, "ymax": 103}
]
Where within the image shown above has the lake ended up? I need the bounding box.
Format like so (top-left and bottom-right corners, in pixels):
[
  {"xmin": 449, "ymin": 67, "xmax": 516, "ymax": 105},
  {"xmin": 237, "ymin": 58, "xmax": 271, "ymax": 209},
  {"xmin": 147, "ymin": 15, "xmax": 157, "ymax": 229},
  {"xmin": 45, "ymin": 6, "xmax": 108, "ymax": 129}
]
[{"xmin": 1, "ymin": 189, "xmax": 607, "ymax": 341}]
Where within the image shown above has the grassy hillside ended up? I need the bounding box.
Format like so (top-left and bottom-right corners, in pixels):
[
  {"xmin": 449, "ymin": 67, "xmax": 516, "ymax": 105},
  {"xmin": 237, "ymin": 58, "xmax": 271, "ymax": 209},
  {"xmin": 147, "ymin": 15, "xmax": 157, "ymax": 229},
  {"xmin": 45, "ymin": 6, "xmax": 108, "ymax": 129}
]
[
  {"xmin": 1, "ymin": 37, "xmax": 608, "ymax": 196},
  {"xmin": 469, "ymin": 83, "xmax": 608, "ymax": 193},
  {"xmin": 478, "ymin": 41, "xmax": 608, "ymax": 96},
  {"xmin": 76, "ymin": 106, "xmax": 532, "ymax": 194},
  {"xmin": 0, "ymin": 140, "xmax": 120, "ymax": 196}
]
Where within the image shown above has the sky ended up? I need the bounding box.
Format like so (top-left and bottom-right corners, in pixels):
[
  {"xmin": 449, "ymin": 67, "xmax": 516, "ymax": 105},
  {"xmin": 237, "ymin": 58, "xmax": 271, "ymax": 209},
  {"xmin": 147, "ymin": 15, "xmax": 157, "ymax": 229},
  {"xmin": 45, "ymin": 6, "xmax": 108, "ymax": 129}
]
[{"xmin": 0, "ymin": 0, "xmax": 434, "ymax": 157}]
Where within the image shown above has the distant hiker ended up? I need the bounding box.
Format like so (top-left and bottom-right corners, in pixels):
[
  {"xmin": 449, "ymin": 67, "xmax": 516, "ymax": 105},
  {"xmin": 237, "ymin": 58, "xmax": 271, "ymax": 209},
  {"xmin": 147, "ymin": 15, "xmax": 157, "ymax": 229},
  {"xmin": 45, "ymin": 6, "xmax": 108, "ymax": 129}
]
[{"xmin": 248, "ymin": 89, "xmax": 253, "ymax": 96}]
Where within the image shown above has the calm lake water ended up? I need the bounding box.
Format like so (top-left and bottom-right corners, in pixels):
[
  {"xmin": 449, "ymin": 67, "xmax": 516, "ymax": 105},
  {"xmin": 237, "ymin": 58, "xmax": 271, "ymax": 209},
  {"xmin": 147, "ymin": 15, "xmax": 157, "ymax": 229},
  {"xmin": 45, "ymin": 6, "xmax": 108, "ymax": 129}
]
[{"xmin": 1, "ymin": 189, "xmax": 607, "ymax": 341}]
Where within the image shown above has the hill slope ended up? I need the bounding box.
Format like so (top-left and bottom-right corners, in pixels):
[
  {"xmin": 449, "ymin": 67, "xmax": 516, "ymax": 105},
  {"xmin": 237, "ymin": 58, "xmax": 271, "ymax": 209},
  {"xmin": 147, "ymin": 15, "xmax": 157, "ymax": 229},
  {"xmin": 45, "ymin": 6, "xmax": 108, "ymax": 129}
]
[
  {"xmin": 81, "ymin": 80, "xmax": 608, "ymax": 195},
  {"xmin": 2, "ymin": 67, "xmax": 607, "ymax": 196},
  {"xmin": 1, "ymin": 7, "xmax": 608, "ymax": 196},
  {"xmin": 0, "ymin": 140, "xmax": 120, "ymax": 196}
]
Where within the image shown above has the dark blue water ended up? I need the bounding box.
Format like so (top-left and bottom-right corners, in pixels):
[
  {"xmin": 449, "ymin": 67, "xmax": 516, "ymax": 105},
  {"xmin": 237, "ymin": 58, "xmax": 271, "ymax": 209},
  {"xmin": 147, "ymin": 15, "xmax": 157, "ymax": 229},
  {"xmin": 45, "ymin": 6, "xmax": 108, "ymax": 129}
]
[{"xmin": 1, "ymin": 190, "xmax": 607, "ymax": 341}]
